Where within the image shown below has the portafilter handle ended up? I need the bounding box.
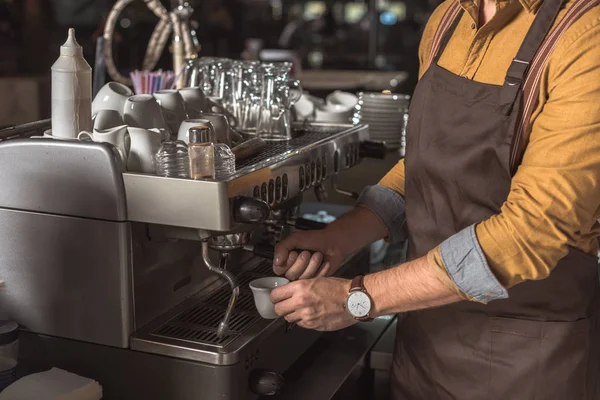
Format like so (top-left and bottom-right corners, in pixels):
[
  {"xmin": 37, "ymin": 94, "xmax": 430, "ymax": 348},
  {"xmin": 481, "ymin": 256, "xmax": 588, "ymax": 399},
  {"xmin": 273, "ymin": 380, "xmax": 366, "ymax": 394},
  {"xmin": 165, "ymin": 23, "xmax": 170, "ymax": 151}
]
[{"xmin": 245, "ymin": 243, "xmax": 315, "ymax": 261}]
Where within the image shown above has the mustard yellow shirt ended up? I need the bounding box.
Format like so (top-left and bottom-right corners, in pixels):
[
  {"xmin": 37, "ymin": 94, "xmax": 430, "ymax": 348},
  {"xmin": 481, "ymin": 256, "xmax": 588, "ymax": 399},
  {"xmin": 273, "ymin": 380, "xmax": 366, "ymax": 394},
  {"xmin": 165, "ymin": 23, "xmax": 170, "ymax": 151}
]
[{"xmin": 379, "ymin": 0, "xmax": 600, "ymax": 292}]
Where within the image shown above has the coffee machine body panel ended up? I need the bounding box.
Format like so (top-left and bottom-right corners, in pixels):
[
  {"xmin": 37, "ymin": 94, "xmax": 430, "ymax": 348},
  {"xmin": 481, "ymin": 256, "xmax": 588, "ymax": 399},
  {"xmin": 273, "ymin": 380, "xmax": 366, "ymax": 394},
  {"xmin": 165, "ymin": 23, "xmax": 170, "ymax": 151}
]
[
  {"xmin": 0, "ymin": 208, "xmax": 133, "ymax": 347},
  {"xmin": 0, "ymin": 138, "xmax": 127, "ymax": 222},
  {"xmin": 130, "ymin": 222, "xmax": 222, "ymax": 330},
  {"xmin": 122, "ymin": 123, "xmax": 369, "ymax": 232}
]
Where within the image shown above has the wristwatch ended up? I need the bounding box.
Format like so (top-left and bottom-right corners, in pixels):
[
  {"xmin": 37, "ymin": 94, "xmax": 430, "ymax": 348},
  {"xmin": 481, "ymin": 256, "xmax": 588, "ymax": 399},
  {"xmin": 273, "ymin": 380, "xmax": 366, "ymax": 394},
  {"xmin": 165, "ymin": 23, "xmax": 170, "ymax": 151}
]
[{"xmin": 344, "ymin": 275, "xmax": 374, "ymax": 322}]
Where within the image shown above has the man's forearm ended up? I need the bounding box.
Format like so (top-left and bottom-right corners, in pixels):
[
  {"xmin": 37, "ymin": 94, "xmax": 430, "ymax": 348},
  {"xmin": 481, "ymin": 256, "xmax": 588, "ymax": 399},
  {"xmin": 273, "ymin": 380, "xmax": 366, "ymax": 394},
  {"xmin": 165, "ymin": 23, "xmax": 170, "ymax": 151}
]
[
  {"xmin": 325, "ymin": 207, "xmax": 388, "ymax": 257},
  {"xmin": 364, "ymin": 255, "xmax": 463, "ymax": 316}
]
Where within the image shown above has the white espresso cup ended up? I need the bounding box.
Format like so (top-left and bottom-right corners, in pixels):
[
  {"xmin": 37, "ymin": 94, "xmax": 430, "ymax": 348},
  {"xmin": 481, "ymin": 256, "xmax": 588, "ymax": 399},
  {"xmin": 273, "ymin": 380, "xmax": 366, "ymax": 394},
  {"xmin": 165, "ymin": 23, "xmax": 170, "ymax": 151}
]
[
  {"xmin": 326, "ymin": 90, "xmax": 358, "ymax": 109},
  {"xmin": 177, "ymin": 119, "xmax": 217, "ymax": 144},
  {"xmin": 123, "ymin": 94, "xmax": 169, "ymax": 132},
  {"xmin": 198, "ymin": 112, "xmax": 233, "ymax": 146},
  {"xmin": 92, "ymin": 82, "xmax": 133, "ymax": 117},
  {"xmin": 179, "ymin": 87, "xmax": 209, "ymax": 118},
  {"xmin": 249, "ymin": 277, "xmax": 290, "ymax": 319},
  {"xmin": 93, "ymin": 109, "xmax": 124, "ymax": 131},
  {"xmin": 315, "ymin": 104, "xmax": 353, "ymax": 124},
  {"xmin": 78, "ymin": 125, "xmax": 130, "ymax": 165},
  {"xmin": 126, "ymin": 127, "xmax": 162, "ymax": 173},
  {"xmin": 153, "ymin": 90, "xmax": 187, "ymax": 135}
]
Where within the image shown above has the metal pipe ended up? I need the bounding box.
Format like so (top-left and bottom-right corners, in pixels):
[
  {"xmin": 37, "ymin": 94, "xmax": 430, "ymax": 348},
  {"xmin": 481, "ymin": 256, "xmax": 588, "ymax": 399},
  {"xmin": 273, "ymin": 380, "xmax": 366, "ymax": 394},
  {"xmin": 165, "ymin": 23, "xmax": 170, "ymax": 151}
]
[{"xmin": 201, "ymin": 241, "xmax": 239, "ymax": 338}]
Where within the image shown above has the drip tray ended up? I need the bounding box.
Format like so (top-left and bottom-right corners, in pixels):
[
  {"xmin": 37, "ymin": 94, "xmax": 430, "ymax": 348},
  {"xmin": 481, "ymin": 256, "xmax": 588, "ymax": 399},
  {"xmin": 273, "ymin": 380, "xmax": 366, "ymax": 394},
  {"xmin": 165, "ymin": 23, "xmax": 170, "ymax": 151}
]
[{"xmin": 131, "ymin": 259, "xmax": 281, "ymax": 366}]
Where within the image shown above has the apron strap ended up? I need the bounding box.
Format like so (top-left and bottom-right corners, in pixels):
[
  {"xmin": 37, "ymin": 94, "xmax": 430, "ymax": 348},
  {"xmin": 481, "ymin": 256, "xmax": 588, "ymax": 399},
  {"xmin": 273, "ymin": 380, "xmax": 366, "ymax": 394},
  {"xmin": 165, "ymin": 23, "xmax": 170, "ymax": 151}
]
[
  {"xmin": 504, "ymin": 0, "xmax": 565, "ymax": 87},
  {"xmin": 500, "ymin": 0, "xmax": 566, "ymax": 110},
  {"xmin": 425, "ymin": 2, "xmax": 462, "ymax": 71},
  {"xmin": 510, "ymin": 0, "xmax": 600, "ymax": 173}
]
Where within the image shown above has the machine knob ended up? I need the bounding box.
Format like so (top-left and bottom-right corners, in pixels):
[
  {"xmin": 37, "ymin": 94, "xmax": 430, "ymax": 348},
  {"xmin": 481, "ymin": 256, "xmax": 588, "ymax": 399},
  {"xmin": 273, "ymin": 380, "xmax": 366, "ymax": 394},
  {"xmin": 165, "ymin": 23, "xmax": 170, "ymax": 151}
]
[
  {"xmin": 359, "ymin": 140, "xmax": 387, "ymax": 159},
  {"xmin": 248, "ymin": 369, "xmax": 284, "ymax": 396},
  {"xmin": 233, "ymin": 196, "xmax": 270, "ymax": 223}
]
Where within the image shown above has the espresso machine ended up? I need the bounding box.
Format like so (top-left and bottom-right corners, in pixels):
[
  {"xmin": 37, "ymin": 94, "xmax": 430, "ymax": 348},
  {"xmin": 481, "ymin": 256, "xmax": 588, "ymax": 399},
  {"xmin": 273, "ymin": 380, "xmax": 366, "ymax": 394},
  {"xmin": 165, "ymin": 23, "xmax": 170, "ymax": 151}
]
[{"xmin": 0, "ymin": 120, "xmax": 381, "ymax": 399}]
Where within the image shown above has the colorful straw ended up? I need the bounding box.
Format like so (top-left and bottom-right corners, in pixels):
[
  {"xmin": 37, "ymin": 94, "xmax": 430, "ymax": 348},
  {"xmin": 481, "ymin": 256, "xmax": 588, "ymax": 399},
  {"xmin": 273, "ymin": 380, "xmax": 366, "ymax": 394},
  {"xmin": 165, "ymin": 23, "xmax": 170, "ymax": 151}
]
[{"xmin": 129, "ymin": 66, "xmax": 185, "ymax": 95}]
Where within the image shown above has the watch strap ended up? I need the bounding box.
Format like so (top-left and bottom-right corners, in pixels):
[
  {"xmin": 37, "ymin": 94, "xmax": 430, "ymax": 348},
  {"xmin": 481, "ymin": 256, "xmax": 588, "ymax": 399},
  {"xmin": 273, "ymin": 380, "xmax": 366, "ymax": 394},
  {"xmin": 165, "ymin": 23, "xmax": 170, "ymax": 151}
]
[
  {"xmin": 350, "ymin": 275, "xmax": 365, "ymax": 292},
  {"xmin": 348, "ymin": 275, "xmax": 374, "ymax": 322}
]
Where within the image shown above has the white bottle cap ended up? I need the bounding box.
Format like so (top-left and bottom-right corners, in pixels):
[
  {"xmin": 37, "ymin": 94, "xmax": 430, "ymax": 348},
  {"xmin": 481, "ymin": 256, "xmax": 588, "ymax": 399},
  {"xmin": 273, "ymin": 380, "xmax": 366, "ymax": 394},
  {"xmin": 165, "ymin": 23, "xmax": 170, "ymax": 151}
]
[{"xmin": 60, "ymin": 28, "xmax": 83, "ymax": 57}]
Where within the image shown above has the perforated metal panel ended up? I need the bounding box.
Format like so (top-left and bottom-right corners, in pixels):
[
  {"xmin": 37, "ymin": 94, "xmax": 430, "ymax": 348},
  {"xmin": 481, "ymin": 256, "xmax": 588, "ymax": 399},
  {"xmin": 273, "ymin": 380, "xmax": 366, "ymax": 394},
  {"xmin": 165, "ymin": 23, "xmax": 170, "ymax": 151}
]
[
  {"xmin": 146, "ymin": 260, "xmax": 274, "ymax": 347},
  {"xmin": 235, "ymin": 125, "xmax": 349, "ymax": 170}
]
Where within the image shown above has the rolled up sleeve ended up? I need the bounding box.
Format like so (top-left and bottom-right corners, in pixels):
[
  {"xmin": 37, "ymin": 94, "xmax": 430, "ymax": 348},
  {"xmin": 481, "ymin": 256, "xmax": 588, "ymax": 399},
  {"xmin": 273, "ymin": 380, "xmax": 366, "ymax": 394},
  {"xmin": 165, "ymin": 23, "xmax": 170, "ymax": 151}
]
[{"xmin": 357, "ymin": 185, "xmax": 407, "ymax": 243}]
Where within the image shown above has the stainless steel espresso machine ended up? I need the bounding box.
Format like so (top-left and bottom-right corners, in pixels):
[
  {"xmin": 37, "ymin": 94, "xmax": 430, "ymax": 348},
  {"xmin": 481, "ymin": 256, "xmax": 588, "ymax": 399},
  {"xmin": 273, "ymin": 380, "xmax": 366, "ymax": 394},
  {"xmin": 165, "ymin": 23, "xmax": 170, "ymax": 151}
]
[{"xmin": 0, "ymin": 120, "xmax": 382, "ymax": 399}]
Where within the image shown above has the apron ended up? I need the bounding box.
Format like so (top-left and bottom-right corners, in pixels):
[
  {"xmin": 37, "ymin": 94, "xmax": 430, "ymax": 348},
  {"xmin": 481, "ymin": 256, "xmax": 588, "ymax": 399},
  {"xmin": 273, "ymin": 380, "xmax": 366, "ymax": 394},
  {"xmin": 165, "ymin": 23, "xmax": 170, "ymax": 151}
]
[{"xmin": 393, "ymin": 0, "xmax": 600, "ymax": 398}]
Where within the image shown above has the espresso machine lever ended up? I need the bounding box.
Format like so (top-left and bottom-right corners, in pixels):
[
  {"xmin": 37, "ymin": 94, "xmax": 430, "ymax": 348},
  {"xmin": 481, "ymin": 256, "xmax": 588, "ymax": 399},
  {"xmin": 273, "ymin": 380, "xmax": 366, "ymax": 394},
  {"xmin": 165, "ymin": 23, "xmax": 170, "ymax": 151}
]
[
  {"xmin": 201, "ymin": 241, "xmax": 239, "ymax": 338},
  {"xmin": 332, "ymin": 176, "xmax": 360, "ymax": 200}
]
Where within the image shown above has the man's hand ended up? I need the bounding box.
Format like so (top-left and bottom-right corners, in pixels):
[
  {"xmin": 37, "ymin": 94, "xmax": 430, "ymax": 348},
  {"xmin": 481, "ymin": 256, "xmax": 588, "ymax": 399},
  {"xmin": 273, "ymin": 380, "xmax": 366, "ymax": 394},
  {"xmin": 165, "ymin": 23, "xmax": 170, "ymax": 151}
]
[
  {"xmin": 273, "ymin": 230, "xmax": 345, "ymax": 280},
  {"xmin": 270, "ymin": 277, "xmax": 357, "ymax": 331},
  {"xmin": 273, "ymin": 207, "xmax": 390, "ymax": 280}
]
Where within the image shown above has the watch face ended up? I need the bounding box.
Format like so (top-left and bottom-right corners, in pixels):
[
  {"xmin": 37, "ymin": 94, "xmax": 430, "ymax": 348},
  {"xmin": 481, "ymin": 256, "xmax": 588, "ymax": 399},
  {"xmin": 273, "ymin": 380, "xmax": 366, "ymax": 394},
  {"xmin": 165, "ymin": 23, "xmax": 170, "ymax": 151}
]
[{"xmin": 346, "ymin": 291, "xmax": 372, "ymax": 318}]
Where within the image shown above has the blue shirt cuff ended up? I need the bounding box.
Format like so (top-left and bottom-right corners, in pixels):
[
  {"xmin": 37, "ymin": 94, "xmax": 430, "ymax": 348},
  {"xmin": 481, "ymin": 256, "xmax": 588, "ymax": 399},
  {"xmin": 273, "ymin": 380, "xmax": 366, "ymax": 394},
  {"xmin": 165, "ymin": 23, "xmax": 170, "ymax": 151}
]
[
  {"xmin": 440, "ymin": 225, "xmax": 509, "ymax": 303},
  {"xmin": 356, "ymin": 185, "xmax": 407, "ymax": 244}
]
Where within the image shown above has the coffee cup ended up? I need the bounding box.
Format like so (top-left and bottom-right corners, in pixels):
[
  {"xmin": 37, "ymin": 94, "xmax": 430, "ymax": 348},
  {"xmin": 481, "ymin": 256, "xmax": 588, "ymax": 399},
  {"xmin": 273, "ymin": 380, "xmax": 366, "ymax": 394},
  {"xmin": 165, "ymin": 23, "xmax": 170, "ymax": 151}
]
[
  {"xmin": 123, "ymin": 94, "xmax": 169, "ymax": 132},
  {"xmin": 93, "ymin": 109, "xmax": 124, "ymax": 131},
  {"xmin": 177, "ymin": 119, "xmax": 217, "ymax": 144},
  {"xmin": 179, "ymin": 87, "xmax": 208, "ymax": 118},
  {"xmin": 78, "ymin": 125, "xmax": 130, "ymax": 165},
  {"xmin": 198, "ymin": 113, "xmax": 233, "ymax": 146},
  {"xmin": 315, "ymin": 104, "xmax": 353, "ymax": 123},
  {"xmin": 153, "ymin": 90, "xmax": 187, "ymax": 135},
  {"xmin": 126, "ymin": 127, "xmax": 162, "ymax": 173},
  {"xmin": 249, "ymin": 277, "xmax": 290, "ymax": 319},
  {"xmin": 92, "ymin": 82, "xmax": 133, "ymax": 117},
  {"xmin": 326, "ymin": 90, "xmax": 358, "ymax": 109}
]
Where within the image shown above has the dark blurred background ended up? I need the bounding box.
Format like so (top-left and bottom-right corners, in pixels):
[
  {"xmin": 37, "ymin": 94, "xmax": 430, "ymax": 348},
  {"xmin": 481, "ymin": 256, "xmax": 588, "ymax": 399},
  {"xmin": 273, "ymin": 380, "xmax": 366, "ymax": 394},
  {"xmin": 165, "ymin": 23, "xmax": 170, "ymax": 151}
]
[{"xmin": 0, "ymin": 0, "xmax": 443, "ymax": 126}]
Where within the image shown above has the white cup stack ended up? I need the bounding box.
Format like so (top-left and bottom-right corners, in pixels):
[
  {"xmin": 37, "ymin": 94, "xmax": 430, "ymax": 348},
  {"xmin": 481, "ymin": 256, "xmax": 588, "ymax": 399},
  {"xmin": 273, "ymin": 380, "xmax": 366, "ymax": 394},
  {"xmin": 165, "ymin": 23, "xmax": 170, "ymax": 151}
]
[{"xmin": 353, "ymin": 92, "xmax": 410, "ymax": 156}]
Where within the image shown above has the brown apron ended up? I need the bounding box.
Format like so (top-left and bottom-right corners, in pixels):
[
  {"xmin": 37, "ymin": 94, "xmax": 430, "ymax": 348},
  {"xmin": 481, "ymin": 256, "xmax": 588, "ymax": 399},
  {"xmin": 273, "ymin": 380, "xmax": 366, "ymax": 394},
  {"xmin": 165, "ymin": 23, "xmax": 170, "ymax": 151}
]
[{"xmin": 393, "ymin": 0, "xmax": 600, "ymax": 398}]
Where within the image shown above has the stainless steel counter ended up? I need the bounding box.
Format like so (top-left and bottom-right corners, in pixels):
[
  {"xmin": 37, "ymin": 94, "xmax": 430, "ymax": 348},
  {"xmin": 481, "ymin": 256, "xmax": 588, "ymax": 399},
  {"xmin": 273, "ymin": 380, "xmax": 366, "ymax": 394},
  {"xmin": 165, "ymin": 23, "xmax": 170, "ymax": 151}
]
[{"xmin": 260, "ymin": 316, "xmax": 396, "ymax": 400}]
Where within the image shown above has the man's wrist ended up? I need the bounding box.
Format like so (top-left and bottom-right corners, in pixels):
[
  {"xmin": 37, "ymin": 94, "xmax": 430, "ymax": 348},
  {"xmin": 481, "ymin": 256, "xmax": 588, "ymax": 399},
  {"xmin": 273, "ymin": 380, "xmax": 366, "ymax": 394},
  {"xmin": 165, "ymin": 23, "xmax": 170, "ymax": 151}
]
[{"xmin": 362, "ymin": 274, "xmax": 382, "ymax": 318}]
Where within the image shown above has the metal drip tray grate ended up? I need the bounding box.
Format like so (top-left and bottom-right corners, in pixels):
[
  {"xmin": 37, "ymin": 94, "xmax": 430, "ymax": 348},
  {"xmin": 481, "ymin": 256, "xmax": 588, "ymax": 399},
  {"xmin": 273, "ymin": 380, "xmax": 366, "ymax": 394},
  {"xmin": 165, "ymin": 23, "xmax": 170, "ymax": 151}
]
[
  {"xmin": 134, "ymin": 260, "xmax": 277, "ymax": 357},
  {"xmin": 235, "ymin": 125, "xmax": 350, "ymax": 171}
]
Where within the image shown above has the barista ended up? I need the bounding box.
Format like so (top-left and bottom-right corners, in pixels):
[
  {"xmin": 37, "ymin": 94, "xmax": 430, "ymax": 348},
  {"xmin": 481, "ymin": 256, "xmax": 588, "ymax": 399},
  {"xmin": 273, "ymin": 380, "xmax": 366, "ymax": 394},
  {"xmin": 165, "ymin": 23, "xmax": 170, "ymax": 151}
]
[{"xmin": 270, "ymin": 0, "xmax": 600, "ymax": 398}]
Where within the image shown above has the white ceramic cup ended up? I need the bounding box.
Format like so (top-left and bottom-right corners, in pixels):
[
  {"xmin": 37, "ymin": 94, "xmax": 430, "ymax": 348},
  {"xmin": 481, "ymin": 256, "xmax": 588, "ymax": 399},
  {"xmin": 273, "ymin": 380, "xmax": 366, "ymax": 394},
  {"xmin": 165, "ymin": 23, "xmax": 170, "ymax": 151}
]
[
  {"xmin": 92, "ymin": 82, "xmax": 133, "ymax": 117},
  {"xmin": 179, "ymin": 87, "xmax": 208, "ymax": 118},
  {"xmin": 126, "ymin": 127, "xmax": 162, "ymax": 173},
  {"xmin": 153, "ymin": 90, "xmax": 187, "ymax": 135},
  {"xmin": 78, "ymin": 125, "xmax": 131, "ymax": 165},
  {"xmin": 198, "ymin": 112, "xmax": 233, "ymax": 146},
  {"xmin": 315, "ymin": 104, "xmax": 353, "ymax": 123},
  {"xmin": 177, "ymin": 119, "xmax": 217, "ymax": 144},
  {"xmin": 326, "ymin": 90, "xmax": 359, "ymax": 109},
  {"xmin": 123, "ymin": 94, "xmax": 169, "ymax": 132},
  {"xmin": 249, "ymin": 277, "xmax": 290, "ymax": 319},
  {"xmin": 293, "ymin": 94, "xmax": 315, "ymax": 120},
  {"xmin": 93, "ymin": 109, "xmax": 124, "ymax": 131}
]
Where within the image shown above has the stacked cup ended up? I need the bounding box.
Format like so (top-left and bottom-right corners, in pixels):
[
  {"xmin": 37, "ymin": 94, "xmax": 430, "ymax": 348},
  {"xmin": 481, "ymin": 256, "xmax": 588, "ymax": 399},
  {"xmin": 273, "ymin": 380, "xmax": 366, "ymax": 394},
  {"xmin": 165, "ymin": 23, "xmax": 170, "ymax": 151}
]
[{"xmin": 353, "ymin": 92, "xmax": 410, "ymax": 155}]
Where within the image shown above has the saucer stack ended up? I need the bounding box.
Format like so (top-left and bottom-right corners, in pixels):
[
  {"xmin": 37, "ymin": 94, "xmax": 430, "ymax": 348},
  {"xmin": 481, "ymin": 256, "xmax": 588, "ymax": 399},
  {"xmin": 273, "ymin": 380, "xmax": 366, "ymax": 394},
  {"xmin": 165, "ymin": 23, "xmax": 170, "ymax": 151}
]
[{"xmin": 353, "ymin": 93, "xmax": 410, "ymax": 155}]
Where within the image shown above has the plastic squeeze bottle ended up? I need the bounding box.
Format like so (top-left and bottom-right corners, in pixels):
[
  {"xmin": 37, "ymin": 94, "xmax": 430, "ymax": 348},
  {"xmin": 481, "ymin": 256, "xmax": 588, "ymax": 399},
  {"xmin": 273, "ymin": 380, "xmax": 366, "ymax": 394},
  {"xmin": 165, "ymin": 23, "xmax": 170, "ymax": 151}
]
[{"xmin": 51, "ymin": 28, "xmax": 92, "ymax": 139}]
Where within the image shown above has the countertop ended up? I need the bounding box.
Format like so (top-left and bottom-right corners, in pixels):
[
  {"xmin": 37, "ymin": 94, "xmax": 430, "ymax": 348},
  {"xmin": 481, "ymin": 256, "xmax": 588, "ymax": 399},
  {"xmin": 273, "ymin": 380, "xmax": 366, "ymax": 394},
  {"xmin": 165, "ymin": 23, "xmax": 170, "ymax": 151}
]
[{"xmin": 299, "ymin": 70, "xmax": 408, "ymax": 92}]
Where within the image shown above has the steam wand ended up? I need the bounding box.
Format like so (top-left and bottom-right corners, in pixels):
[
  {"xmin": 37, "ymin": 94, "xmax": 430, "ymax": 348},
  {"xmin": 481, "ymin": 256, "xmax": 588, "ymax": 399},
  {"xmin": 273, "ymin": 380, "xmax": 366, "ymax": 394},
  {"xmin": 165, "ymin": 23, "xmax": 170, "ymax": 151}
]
[{"xmin": 201, "ymin": 241, "xmax": 239, "ymax": 338}]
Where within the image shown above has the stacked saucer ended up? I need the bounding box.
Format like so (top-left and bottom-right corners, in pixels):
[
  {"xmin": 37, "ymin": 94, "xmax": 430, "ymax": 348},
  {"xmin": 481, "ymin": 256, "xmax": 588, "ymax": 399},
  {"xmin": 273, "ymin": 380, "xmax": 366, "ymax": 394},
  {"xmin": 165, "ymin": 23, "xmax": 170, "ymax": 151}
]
[{"xmin": 353, "ymin": 92, "xmax": 410, "ymax": 155}]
